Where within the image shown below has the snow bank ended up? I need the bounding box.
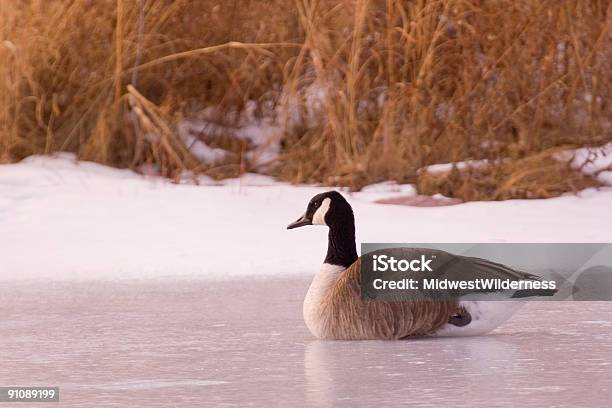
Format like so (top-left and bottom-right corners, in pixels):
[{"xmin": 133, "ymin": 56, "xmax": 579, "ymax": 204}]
[
  {"xmin": 421, "ymin": 159, "xmax": 491, "ymax": 174},
  {"xmin": 1, "ymin": 154, "xmax": 611, "ymax": 281},
  {"xmin": 555, "ymin": 143, "xmax": 612, "ymax": 185},
  {"xmin": 176, "ymin": 85, "xmax": 329, "ymax": 170}
]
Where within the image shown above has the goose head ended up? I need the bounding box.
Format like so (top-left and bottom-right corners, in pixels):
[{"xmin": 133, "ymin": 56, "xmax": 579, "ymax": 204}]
[
  {"xmin": 287, "ymin": 191, "xmax": 353, "ymax": 230},
  {"xmin": 287, "ymin": 191, "xmax": 358, "ymax": 268}
]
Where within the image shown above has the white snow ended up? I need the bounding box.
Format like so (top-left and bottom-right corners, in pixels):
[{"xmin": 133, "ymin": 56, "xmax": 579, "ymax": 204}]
[
  {"xmin": 356, "ymin": 181, "xmax": 417, "ymax": 202},
  {"xmin": 555, "ymin": 143, "xmax": 612, "ymax": 185},
  {"xmin": 176, "ymin": 83, "xmax": 331, "ymax": 170},
  {"xmin": 178, "ymin": 114, "xmax": 282, "ymax": 168},
  {"xmin": 180, "ymin": 129, "xmax": 229, "ymax": 163},
  {"xmin": 421, "ymin": 159, "xmax": 491, "ymax": 174},
  {"xmin": 1, "ymin": 154, "xmax": 611, "ymax": 281}
]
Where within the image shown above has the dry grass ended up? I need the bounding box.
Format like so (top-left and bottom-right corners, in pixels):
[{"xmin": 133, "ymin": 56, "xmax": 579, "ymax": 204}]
[
  {"xmin": 1, "ymin": 0, "xmax": 610, "ymax": 197},
  {"xmin": 417, "ymin": 148, "xmax": 602, "ymax": 201}
]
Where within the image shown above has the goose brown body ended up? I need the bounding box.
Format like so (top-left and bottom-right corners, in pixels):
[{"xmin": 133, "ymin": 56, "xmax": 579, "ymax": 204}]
[{"xmin": 307, "ymin": 259, "xmax": 459, "ymax": 340}]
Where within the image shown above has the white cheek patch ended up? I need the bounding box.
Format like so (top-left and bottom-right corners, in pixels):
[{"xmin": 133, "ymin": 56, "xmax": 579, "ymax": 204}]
[{"xmin": 312, "ymin": 198, "xmax": 331, "ymax": 226}]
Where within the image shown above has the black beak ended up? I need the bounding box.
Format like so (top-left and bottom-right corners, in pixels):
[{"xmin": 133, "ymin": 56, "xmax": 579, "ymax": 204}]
[{"xmin": 287, "ymin": 213, "xmax": 312, "ymax": 229}]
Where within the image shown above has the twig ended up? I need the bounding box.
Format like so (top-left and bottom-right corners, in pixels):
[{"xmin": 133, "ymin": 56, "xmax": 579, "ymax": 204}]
[{"xmin": 114, "ymin": 0, "xmax": 124, "ymax": 104}]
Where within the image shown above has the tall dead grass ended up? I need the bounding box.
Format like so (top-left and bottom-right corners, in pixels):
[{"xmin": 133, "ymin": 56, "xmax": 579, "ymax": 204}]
[{"xmin": 1, "ymin": 0, "xmax": 610, "ymax": 197}]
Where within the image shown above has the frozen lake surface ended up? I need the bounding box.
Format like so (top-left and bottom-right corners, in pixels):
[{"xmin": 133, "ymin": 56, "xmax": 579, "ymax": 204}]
[{"xmin": 1, "ymin": 278, "xmax": 611, "ymax": 407}]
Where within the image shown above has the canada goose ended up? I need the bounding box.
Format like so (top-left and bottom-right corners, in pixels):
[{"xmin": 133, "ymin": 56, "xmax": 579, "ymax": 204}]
[{"xmin": 287, "ymin": 191, "xmax": 555, "ymax": 340}]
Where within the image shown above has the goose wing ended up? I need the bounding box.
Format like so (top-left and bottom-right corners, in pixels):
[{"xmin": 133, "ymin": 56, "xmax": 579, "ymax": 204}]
[{"xmin": 361, "ymin": 247, "xmax": 556, "ymax": 301}]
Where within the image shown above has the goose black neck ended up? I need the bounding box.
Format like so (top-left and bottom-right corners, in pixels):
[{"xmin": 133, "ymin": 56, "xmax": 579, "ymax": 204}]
[{"xmin": 324, "ymin": 222, "xmax": 358, "ymax": 268}]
